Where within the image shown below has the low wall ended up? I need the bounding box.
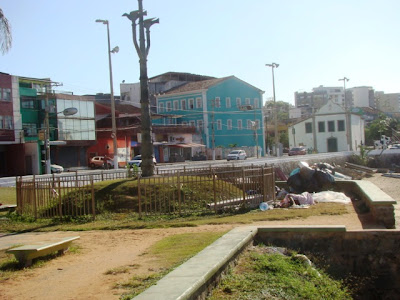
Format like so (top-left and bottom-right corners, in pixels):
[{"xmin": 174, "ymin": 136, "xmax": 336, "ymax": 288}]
[{"xmin": 256, "ymin": 227, "xmax": 400, "ymax": 299}]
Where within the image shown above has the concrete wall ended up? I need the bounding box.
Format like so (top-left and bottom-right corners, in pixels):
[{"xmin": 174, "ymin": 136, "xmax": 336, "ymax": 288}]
[{"xmin": 256, "ymin": 228, "xmax": 400, "ymax": 299}]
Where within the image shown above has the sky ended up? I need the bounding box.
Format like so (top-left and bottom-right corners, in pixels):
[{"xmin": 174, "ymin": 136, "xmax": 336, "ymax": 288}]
[{"xmin": 1, "ymin": 0, "xmax": 400, "ymax": 105}]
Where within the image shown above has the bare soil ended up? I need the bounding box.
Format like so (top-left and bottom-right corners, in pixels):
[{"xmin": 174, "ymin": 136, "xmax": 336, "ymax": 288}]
[{"xmin": 0, "ymin": 174, "xmax": 397, "ymax": 300}]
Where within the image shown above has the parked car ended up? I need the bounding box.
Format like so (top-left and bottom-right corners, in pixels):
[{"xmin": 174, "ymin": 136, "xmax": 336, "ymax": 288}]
[
  {"xmin": 227, "ymin": 150, "xmax": 247, "ymax": 161},
  {"xmin": 50, "ymin": 164, "xmax": 64, "ymax": 173},
  {"xmin": 389, "ymin": 144, "xmax": 400, "ymax": 149},
  {"xmin": 89, "ymin": 156, "xmax": 114, "ymax": 169},
  {"xmin": 128, "ymin": 155, "xmax": 157, "ymax": 167},
  {"xmin": 288, "ymin": 147, "xmax": 307, "ymax": 156}
]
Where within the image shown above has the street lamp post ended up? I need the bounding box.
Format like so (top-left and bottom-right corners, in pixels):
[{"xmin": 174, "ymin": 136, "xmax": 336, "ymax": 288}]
[
  {"xmin": 339, "ymin": 77, "xmax": 351, "ymax": 150},
  {"xmin": 265, "ymin": 63, "xmax": 279, "ymax": 156},
  {"xmin": 96, "ymin": 19, "xmax": 119, "ymax": 170},
  {"xmin": 123, "ymin": 0, "xmax": 159, "ymax": 177}
]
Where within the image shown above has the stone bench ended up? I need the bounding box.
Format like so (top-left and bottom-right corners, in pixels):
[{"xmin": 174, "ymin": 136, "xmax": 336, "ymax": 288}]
[{"xmin": 6, "ymin": 236, "xmax": 80, "ymax": 267}]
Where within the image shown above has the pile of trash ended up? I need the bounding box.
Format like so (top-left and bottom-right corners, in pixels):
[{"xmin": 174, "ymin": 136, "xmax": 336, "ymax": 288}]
[{"xmin": 260, "ymin": 161, "xmax": 352, "ymax": 210}]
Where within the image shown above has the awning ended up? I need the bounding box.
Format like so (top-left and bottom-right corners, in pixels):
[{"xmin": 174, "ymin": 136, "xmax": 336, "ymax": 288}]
[{"xmin": 171, "ymin": 143, "xmax": 205, "ymax": 148}]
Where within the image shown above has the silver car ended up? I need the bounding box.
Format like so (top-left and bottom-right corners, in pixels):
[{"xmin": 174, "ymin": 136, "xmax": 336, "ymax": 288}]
[{"xmin": 227, "ymin": 150, "xmax": 247, "ymax": 161}]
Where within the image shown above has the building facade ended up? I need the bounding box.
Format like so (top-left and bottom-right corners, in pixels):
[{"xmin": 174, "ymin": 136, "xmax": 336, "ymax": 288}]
[
  {"xmin": 156, "ymin": 76, "xmax": 265, "ymax": 158},
  {"xmin": 288, "ymin": 101, "xmax": 364, "ymax": 153}
]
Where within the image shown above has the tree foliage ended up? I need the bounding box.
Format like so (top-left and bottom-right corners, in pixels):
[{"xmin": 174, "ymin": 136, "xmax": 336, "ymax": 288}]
[{"xmin": 0, "ymin": 8, "xmax": 12, "ymax": 55}]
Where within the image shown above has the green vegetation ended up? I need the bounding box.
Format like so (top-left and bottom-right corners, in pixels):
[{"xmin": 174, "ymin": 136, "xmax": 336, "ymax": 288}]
[
  {"xmin": 118, "ymin": 231, "xmax": 225, "ymax": 299},
  {"xmin": 0, "ymin": 187, "xmax": 16, "ymax": 205},
  {"xmin": 0, "ymin": 202, "xmax": 347, "ymax": 233},
  {"xmin": 209, "ymin": 245, "xmax": 352, "ymax": 300}
]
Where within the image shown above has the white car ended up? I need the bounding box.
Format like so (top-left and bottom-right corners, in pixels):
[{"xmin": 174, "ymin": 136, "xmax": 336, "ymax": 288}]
[
  {"xmin": 128, "ymin": 155, "xmax": 157, "ymax": 167},
  {"xmin": 50, "ymin": 164, "xmax": 64, "ymax": 173},
  {"xmin": 227, "ymin": 150, "xmax": 247, "ymax": 161}
]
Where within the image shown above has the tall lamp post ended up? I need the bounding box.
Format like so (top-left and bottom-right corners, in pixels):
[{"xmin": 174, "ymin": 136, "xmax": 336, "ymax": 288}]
[
  {"xmin": 123, "ymin": 0, "xmax": 159, "ymax": 177},
  {"xmin": 339, "ymin": 77, "xmax": 351, "ymax": 151},
  {"xmin": 265, "ymin": 63, "xmax": 279, "ymax": 156},
  {"xmin": 96, "ymin": 19, "xmax": 119, "ymax": 170}
]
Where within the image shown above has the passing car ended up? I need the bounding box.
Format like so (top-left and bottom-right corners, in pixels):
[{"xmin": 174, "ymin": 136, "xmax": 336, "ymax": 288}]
[
  {"xmin": 50, "ymin": 164, "xmax": 64, "ymax": 173},
  {"xmin": 288, "ymin": 147, "xmax": 307, "ymax": 156},
  {"xmin": 128, "ymin": 155, "xmax": 157, "ymax": 167},
  {"xmin": 89, "ymin": 156, "xmax": 114, "ymax": 169},
  {"xmin": 227, "ymin": 150, "xmax": 247, "ymax": 161}
]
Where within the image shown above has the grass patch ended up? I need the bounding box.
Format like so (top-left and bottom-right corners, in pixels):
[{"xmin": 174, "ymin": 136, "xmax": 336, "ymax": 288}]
[
  {"xmin": 105, "ymin": 266, "xmax": 130, "ymax": 275},
  {"xmin": 0, "ymin": 202, "xmax": 348, "ymax": 233},
  {"xmin": 208, "ymin": 245, "xmax": 352, "ymax": 300},
  {"xmin": 0, "ymin": 187, "xmax": 16, "ymax": 205},
  {"xmin": 118, "ymin": 231, "xmax": 226, "ymax": 299}
]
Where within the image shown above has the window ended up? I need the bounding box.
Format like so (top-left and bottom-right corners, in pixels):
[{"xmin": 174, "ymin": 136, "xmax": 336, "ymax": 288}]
[
  {"xmin": 237, "ymin": 119, "xmax": 242, "ymax": 130},
  {"xmin": 159, "ymin": 102, "xmax": 164, "ymax": 113},
  {"xmin": 305, "ymin": 122, "xmax": 312, "ymax": 133},
  {"xmin": 254, "ymin": 98, "xmax": 259, "ymax": 108},
  {"xmin": 227, "ymin": 119, "xmax": 232, "ymax": 130},
  {"xmin": 23, "ymin": 123, "xmax": 37, "ymax": 137},
  {"xmin": 5, "ymin": 116, "xmax": 13, "ymax": 129},
  {"xmin": 173, "ymin": 100, "xmax": 179, "ymax": 111},
  {"xmin": 21, "ymin": 96, "xmax": 35, "ymax": 109},
  {"xmin": 166, "ymin": 102, "xmax": 172, "ymax": 112},
  {"xmin": 1, "ymin": 88, "xmax": 11, "ymax": 101},
  {"xmin": 338, "ymin": 120, "xmax": 345, "ymax": 131},
  {"xmin": 245, "ymin": 98, "xmax": 250, "ymax": 105},
  {"xmin": 189, "ymin": 98, "xmax": 194, "ymax": 110},
  {"xmin": 226, "ymin": 97, "xmax": 231, "ymax": 108},
  {"xmin": 328, "ymin": 121, "xmax": 335, "ymax": 132},
  {"xmin": 196, "ymin": 97, "xmax": 202, "ymax": 108},
  {"xmin": 215, "ymin": 97, "xmax": 221, "ymax": 108},
  {"xmin": 236, "ymin": 97, "xmax": 241, "ymax": 107},
  {"xmin": 247, "ymin": 120, "xmax": 253, "ymax": 130},
  {"xmin": 197, "ymin": 120, "xmax": 203, "ymax": 131},
  {"xmin": 181, "ymin": 99, "xmax": 187, "ymax": 110},
  {"xmin": 318, "ymin": 121, "xmax": 325, "ymax": 132},
  {"xmin": 182, "ymin": 121, "xmax": 188, "ymax": 126},
  {"xmin": 217, "ymin": 119, "xmax": 222, "ymax": 130},
  {"xmin": 189, "ymin": 120, "xmax": 195, "ymax": 127},
  {"xmin": 255, "ymin": 119, "xmax": 260, "ymax": 129}
]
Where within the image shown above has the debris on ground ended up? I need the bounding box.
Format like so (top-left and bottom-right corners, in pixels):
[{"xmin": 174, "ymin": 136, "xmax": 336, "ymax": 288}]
[{"xmin": 344, "ymin": 162, "xmax": 377, "ymax": 174}]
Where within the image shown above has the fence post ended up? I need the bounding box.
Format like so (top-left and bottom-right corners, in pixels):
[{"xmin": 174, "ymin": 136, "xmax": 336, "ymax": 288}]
[
  {"xmin": 272, "ymin": 166, "xmax": 276, "ymax": 201},
  {"xmin": 183, "ymin": 166, "xmax": 186, "ymax": 175},
  {"xmin": 58, "ymin": 177, "xmax": 62, "ymax": 219},
  {"xmin": 178, "ymin": 172, "xmax": 181, "ymax": 216},
  {"xmin": 138, "ymin": 176, "xmax": 142, "ymax": 218},
  {"xmin": 33, "ymin": 175, "xmax": 37, "ymax": 220},
  {"xmin": 91, "ymin": 175, "xmax": 96, "ymax": 221},
  {"xmin": 262, "ymin": 167, "xmax": 267, "ymax": 203},
  {"xmin": 242, "ymin": 168, "xmax": 246, "ymax": 203},
  {"xmin": 213, "ymin": 170, "xmax": 217, "ymax": 213},
  {"xmin": 101, "ymin": 170, "xmax": 104, "ymax": 181},
  {"xmin": 16, "ymin": 177, "xmax": 21, "ymax": 214},
  {"xmin": 75, "ymin": 171, "xmax": 79, "ymax": 188}
]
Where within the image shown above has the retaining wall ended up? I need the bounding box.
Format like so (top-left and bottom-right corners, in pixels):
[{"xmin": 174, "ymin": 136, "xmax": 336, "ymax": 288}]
[{"xmin": 256, "ymin": 227, "xmax": 400, "ymax": 299}]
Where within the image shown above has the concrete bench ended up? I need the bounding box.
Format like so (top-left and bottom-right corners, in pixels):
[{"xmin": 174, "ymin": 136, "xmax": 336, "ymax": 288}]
[{"xmin": 6, "ymin": 236, "xmax": 80, "ymax": 267}]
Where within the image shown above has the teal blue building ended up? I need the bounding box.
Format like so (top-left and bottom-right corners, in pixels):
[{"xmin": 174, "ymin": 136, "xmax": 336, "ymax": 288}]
[{"xmin": 155, "ymin": 76, "xmax": 265, "ymax": 157}]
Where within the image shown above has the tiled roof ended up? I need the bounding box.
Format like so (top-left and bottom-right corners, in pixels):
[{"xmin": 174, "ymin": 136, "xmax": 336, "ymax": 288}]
[{"xmin": 161, "ymin": 76, "xmax": 233, "ymax": 95}]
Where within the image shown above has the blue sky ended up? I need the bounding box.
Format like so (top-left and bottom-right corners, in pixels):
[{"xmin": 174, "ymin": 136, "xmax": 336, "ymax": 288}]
[{"xmin": 1, "ymin": 0, "xmax": 399, "ymax": 105}]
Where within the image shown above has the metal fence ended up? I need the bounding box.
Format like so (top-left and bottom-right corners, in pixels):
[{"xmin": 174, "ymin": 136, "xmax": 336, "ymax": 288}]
[{"xmin": 16, "ymin": 166, "xmax": 275, "ymax": 220}]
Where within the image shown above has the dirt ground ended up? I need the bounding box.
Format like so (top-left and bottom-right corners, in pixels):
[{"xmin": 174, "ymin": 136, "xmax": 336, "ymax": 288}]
[{"xmin": 0, "ymin": 174, "xmax": 398, "ymax": 300}]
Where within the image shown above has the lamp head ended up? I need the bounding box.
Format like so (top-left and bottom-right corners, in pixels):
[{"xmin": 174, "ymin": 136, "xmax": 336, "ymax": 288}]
[
  {"xmin": 95, "ymin": 19, "xmax": 108, "ymax": 25},
  {"xmin": 122, "ymin": 10, "xmax": 147, "ymax": 23},
  {"xmin": 144, "ymin": 18, "xmax": 160, "ymax": 29},
  {"xmin": 111, "ymin": 46, "xmax": 119, "ymax": 54}
]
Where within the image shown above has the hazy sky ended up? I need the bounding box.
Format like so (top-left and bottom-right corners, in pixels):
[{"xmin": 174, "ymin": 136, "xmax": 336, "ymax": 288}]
[{"xmin": 1, "ymin": 0, "xmax": 399, "ymax": 105}]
